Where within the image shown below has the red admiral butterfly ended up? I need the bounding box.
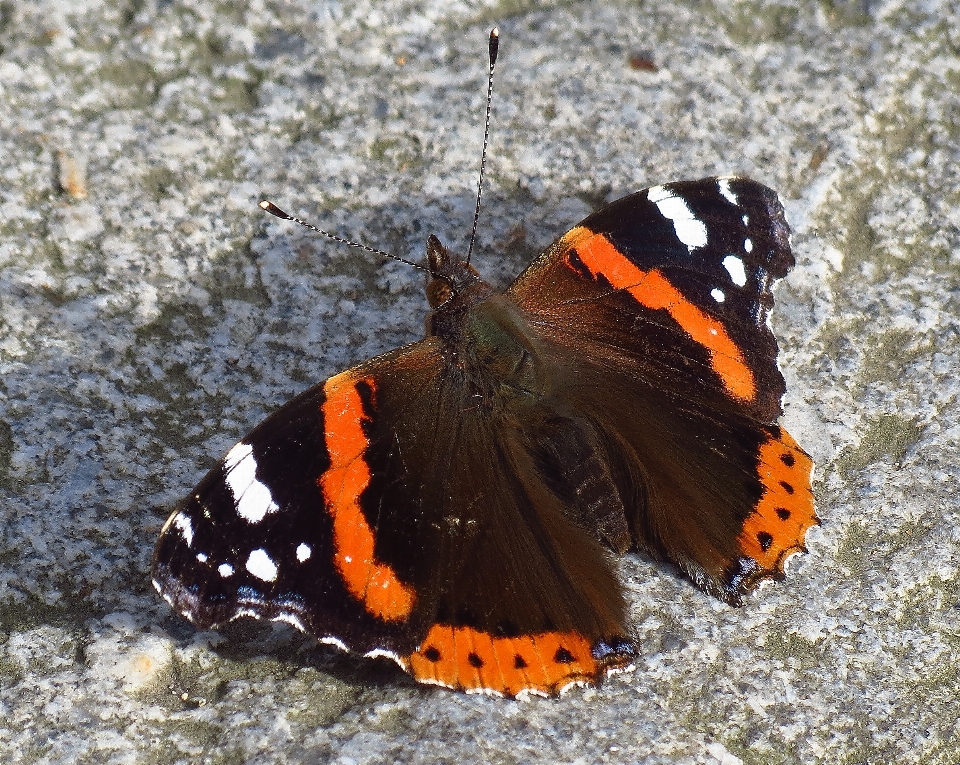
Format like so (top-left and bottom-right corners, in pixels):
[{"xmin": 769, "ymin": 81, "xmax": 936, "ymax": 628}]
[{"xmin": 153, "ymin": 30, "xmax": 816, "ymax": 698}]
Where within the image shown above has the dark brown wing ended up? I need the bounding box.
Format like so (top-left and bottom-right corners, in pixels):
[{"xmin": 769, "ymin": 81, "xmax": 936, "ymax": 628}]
[
  {"xmin": 510, "ymin": 176, "xmax": 793, "ymax": 421},
  {"xmin": 153, "ymin": 337, "xmax": 635, "ymax": 697},
  {"xmin": 506, "ymin": 177, "xmax": 817, "ymax": 604}
]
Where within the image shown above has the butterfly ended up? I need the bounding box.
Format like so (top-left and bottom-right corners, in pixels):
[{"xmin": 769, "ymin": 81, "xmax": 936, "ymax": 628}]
[{"xmin": 152, "ymin": 31, "xmax": 816, "ymax": 699}]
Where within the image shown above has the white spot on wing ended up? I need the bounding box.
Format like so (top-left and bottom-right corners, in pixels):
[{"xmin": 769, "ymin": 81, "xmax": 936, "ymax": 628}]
[
  {"xmin": 558, "ymin": 678, "xmax": 590, "ymax": 696},
  {"xmin": 196, "ymin": 552, "xmax": 208, "ymax": 563},
  {"xmin": 224, "ymin": 441, "xmax": 280, "ymax": 523},
  {"xmin": 296, "ymin": 543, "xmax": 311, "ymax": 562},
  {"xmin": 647, "ymin": 185, "xmax": 708, "ymax": 252},
  {"xmin": 245, "ymin": 548, "xmax": 278, "ymax": 582},
  {"xmin": 320, "ymin": 635, "xmax": 350, "ymax": 652},
  {"xmin": 723, "ymin": 255, "xmax": 748, "ymax": 286},
  {"xmin": 516, "ymin": 687, "xmax": 550, "ymax": 700},
  {"xmin": 418, "ymin": 676, "xmax": 457, "ymax": 690},
  {"xmin": 467, "ymin": 686, "xmax": 506, "ymax": 698},
  {"xmin": 218, "ymin": 563, "xmax": 234, "ymax": 578},
  {"xmin": 605, "ymin": 663, "xmax": 636, "ymax": 678},
  {"xmin": 744, "ymin": 237, "xmax": 753, "ymax": 253},
  {"xmin": 273, "ymin": 613, "xmax": 306, "ymax": 632},
  {"xmin": 364, "ymin": 648, "xmax": 408, "ymax": 670},
  {"xmin": 173, "ymin": 513, "xmax": 194, "ymax": 546},
  {"xmin": 711, "ymin": 288, "xmax": 726, "ymax": 303},
  {"xmin": 717, "ymin": 178, "xmax": 738, "ymax": 205}
]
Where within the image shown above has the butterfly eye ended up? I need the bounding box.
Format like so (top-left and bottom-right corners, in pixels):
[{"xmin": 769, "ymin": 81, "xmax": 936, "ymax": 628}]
[{"xmin": 427, "ymin": 278, "xmax": 454, "ymax": 308}]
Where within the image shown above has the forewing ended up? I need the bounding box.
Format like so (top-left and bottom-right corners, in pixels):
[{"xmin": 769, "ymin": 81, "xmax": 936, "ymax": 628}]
[
  {"xmin": 152, "ymin": 341, "xmax": 447, "ymax": 656},
  {"xmin": 509, "ymin": 176, "xmax": 793, "ymax": 421}
]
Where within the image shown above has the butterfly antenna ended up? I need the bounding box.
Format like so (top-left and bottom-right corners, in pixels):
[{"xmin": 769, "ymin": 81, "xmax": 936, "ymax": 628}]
[
  {"xmin": 259, "ymin": 200, "xmax": 428, "ymax": 271},
  {"xmin": 465, "ymin": 27, "xmax": 500, "ymax": 267}
]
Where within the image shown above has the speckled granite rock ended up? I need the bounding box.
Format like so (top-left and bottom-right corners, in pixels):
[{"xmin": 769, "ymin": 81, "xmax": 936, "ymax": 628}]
[{"xmin": 1, "ymin": 1, "xmax": 958, "ymax": 763}]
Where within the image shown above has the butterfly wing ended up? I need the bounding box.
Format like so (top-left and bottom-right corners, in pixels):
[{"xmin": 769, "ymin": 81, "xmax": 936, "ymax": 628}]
[
  {"xmin": 507, "ymin": 176, "xmax": 817, "ymax": 604},
  {"xmin": 152, "ymin": 342, "xmax": 445, "ymax": 656},
  {"xmin": 153, "ymin": 337, "xmax": 635, "ymax": 697}
]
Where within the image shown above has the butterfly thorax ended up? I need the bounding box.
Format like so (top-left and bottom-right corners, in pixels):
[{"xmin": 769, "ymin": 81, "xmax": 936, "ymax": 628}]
[{"xmin": 423, "ymin": 235, "xmax": 549, "ymax": 408}]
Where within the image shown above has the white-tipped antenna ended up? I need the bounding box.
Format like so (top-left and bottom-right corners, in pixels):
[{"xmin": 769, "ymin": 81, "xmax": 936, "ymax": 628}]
[
  {"xmin": 258, "ymin": 200, "xmax": 427, "ymax": 271},
  {"xmin": 465, "ymin": 27, "xmax": 500, "ymax": 267}
]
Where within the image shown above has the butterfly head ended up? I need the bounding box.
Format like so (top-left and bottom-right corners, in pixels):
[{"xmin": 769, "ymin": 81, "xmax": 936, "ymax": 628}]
[{"xmin": 426, "ymin": 234, "xmax": 487, "ymax": 309}]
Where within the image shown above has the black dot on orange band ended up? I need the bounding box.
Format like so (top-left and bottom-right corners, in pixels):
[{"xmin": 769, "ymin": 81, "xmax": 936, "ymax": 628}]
[
  {"xmin": 776, "ymin": 507, "xmax": 791, "ymax": 520},
  {"xmin": 423, "ymin": 646, "xmax": 441, "ymax": 662},
  {"xmin": 780, "ymin": 452, "xmax": 795, "ymax": 467},
  {"xmin": 779, "ymin": 481, "xmax": 795, "ymax": 494},
  {"xmin": 514, "ymin": 655, "xmax": 528, "ymax": 669},
  {"xmin": 554, "ymin": 647, "xmax": 575, "ymax": 664},
  {"xmin": 757, "ymin": 531, "xmax": 773, "ymax": 551},
  {"xmin": 467, "ymin": 652, "xmax": 483, "ymax": 668}
]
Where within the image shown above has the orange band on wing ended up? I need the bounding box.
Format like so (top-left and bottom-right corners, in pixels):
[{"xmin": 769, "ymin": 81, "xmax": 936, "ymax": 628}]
[
  {"xmin": 408, "ymin": 624, "xmax": 604, "ymax": 697},
  {"xmin": 562, "ymin": 227, "xmax": 756, "ymax": 402},
  {"xmin": 320, "ymin": 372, "xmax": 415, "ymax": 621},
  {"xmin": 738, "ymin": 428, "xmax": 817, "ymax": 571}
]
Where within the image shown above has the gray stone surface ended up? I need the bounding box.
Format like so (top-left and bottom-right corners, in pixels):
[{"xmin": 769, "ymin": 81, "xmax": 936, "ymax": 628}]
[{"xmin": 1, "ymin": 1, "xmax": 958, "ymax": 763}]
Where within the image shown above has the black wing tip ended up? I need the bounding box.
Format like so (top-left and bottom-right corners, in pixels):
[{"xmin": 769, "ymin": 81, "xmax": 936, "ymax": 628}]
[{"xmin": 151, "ymin": 568, "xmax": 221, "ymax": 631}]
